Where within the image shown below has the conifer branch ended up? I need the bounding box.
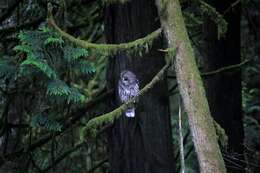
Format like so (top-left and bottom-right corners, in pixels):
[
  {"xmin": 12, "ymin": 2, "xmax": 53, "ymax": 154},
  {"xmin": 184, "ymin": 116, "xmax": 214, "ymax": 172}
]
[
  {"xmin": 195, "ymin": 0, "xmax": 228, "ymax": 38},
  {"xmin": 47, "ymin": 3, "xmax": 161, "ymax": 56}
]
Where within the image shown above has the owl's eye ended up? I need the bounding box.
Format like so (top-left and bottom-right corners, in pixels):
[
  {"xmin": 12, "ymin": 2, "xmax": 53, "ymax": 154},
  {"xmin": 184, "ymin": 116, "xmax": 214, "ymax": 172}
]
[{"xmin": 123, "ymin": 77, "xmax": 128, "ymax": 81}]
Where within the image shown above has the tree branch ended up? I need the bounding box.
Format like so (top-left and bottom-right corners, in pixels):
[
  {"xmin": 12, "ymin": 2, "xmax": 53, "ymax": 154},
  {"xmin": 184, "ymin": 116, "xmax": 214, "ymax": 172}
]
[
  {"xmin": 87, "ymin": 158, "xmax": 108, "ymax": 173},
  {"xmin": 167, "ymin": 59, "xmax": 249, "ymax": 79},
  {"xmin": 195, "ymin": 0, "xmax": 228, "ymax": 38},
  {"xmin": 202, "ymin": 59, "xmax": 249, "ymax": 77},
  {"xmin": 47, "ymin": 3, "xmax": 161, "ymax": 55},
  {"xmin": 223, "ymin": 0, "xmax": 240, "ymax": 15},
  {"xmin": 42, "ymin": 142, "xmax": 84, "ymax": 172},
  {"xmin": 83, "ymin": 63, "xmax": 170, "ymax": 134},
  {"xmin": 0, "ymin": 89, "xmax": 112, "ymax": 167}
]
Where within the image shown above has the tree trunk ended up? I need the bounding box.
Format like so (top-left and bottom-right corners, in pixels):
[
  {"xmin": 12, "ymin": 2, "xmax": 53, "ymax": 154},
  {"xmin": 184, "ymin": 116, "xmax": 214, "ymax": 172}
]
[
  {"xmin": 201, "ymin": 1, "xmax": 244, "ymax": 172},
  {"xmin": 155, "ymin": 0, "xmax": 227, "ymax": 173},
  {"xmin": 105, "ymin": 0, "xmax": 175, "ymax": 173}
]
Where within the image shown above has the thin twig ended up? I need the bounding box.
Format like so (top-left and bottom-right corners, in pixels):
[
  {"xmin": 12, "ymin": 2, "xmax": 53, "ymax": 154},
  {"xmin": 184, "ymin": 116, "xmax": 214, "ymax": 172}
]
[
  {"xmin": 202, "ymin": 59, "xmax": 249, "ymax": 76},
  {"xmin": 42, "ymin": 143, "xmax": 84, "ymax": 172},
  {"xmin": 167, "ymin": 59, "xmax": 249, "ymax": 79},
  {"xmin": 223, "ymin": 0, "xmax": 240, "ymax": 15},
  {"xmin": 178, "ymin": 96, "xmax": 185, "ymax": 173},
  {"xmin": 223, "ymin": 152, "xmax": 260, "ymax": 168},
  {"xmin": 87, "ymin": 158, "xmax": 108, "ymax": 173}
]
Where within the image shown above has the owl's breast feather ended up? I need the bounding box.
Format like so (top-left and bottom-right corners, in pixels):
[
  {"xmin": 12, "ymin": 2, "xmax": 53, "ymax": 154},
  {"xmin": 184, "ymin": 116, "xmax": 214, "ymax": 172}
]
[{"xmin": 118, "ymin": 86, "xmax": 131, "ymax": 103}]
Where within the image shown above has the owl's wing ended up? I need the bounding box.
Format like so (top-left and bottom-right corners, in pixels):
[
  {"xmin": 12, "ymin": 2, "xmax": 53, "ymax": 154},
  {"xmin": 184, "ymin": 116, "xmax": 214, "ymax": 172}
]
[
  {"xmin": 130, "ymin": 81, "xmax": 139, "ymax": 97},
  {"xmin": 118, "ymin": 83, "xmax": 129, "ymax": 103}
]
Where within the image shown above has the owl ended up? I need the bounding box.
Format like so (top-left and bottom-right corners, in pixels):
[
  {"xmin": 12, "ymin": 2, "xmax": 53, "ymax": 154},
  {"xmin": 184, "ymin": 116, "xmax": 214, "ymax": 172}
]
[{"xmin": 118, "ymin": 70, "xmax": 139, "ymax": 118}]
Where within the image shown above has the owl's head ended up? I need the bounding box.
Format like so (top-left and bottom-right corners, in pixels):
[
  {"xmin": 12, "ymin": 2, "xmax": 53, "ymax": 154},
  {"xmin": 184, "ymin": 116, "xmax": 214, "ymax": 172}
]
[{"xmin": 120, "ymin": 70, "xmax": 137, "ymax": 86}]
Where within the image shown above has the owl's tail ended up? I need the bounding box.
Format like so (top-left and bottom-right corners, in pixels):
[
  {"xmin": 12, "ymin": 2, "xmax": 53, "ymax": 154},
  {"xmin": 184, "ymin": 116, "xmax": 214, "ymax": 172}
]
[{"xmin": 125, "ymin": 108, "xmax": 135, "ymax": 118}]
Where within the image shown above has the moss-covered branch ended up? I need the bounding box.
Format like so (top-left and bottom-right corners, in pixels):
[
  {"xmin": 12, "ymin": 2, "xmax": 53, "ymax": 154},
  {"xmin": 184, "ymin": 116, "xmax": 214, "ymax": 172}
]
[
  {"xmin": 84, "ymin": 63, "xmax": 170, "ymax": 134},
  {"xmin": 47, "ymin": 3, "xmax": 161, "ymax": 56},
  {"xmin": 156, "ymin": 0, "xmax": 227, "ymax": 172},
  {"xmin": 195, "ymin": 0, "xmax": 228, "ymax": 38}
]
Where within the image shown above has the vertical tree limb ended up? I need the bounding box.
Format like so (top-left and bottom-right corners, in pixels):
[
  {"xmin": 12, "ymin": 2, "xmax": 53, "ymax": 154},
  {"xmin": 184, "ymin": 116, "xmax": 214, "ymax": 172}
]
[
  {"xmin": 155, "ymin": 0, "xmax": 226, "ymax": 172},
  {"xmin": 178, "ymin": 97, "xmax": 185, "ymax": 173}
]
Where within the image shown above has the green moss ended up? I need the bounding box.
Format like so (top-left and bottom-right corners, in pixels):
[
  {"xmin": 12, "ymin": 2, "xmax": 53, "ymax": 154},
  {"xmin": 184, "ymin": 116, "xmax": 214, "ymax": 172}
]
[
  {"xmin": 47, "ymin": 5, "xmax": 161, "ymax": 57},
  {"xmin": 165, "ymin": 47, "xmax": 176, "ymax": 64},
  {"xmin": 197, "ymin": 0, "xmax": 228, "ymax": 38},
  {"xmin": 214, "ymin": 121, "xmax": 228, "ymax": 148}
]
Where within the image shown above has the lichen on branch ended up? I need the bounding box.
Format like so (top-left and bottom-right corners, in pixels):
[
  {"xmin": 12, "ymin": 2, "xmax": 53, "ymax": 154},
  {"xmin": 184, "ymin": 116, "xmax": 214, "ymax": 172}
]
[{"xmin": 47, "ymin": 3, "xmax": 161, "ymax": 56}]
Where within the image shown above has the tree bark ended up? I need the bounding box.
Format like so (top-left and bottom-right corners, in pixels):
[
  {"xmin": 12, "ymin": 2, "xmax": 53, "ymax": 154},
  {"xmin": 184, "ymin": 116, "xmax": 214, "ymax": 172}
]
[
  {"xmin": 105, "ymin": 0, "xmax": 175, "ymax": 173},
  {"xmin": 155, "ymin": 0, "xmax": 226, "ymax": 173},
  {"xmin": 201, "ymin": 1, "xmax": 244, "ymax": 172}
]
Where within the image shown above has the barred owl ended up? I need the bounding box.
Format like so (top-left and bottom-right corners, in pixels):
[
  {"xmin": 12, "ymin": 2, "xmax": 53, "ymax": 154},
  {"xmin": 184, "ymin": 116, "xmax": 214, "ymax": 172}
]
[{"xmin": 118, "ymin": 70, "xmax": 139, "ymax": 118}]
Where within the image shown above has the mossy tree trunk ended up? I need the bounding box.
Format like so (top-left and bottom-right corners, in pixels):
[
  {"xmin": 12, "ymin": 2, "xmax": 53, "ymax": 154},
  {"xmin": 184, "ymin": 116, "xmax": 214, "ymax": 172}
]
[
  {"xmin": 155, "ymin": 0, "xmax": 227, "ymax": 173},
  {"xmin": 105, "ymin": 0, "xmax": 175, "ymax": 173}
]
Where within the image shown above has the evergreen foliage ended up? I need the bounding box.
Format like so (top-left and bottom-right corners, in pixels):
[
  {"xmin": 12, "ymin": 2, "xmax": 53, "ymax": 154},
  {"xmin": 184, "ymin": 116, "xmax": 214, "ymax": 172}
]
[
  {"xmin": 0, "ymin": 26, "xmax": 96, "ymax": 134},
  {"xmin": 0, "ymin": 25, "xmax": 101, "ymax": 172},
  {"xmin": 31, "ymin": 113, "xmax": 62, "ymax": 132},
  {"xmin": 0, "ymin": 1, "xmax": 107, "ymax": 172}
]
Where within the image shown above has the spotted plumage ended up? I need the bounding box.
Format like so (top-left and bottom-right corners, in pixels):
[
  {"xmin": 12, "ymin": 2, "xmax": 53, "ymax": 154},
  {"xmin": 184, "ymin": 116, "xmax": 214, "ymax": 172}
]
[{"xmin": 118, "ymin": 70, "xmax": 139, "ymax": 117}]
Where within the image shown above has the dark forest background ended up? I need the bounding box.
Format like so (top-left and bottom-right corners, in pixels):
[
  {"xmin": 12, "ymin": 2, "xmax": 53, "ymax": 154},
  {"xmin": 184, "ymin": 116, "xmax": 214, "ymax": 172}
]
[{"xmin": 0, "ymin": 0, "xmax": 259, "ymax": 173}]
